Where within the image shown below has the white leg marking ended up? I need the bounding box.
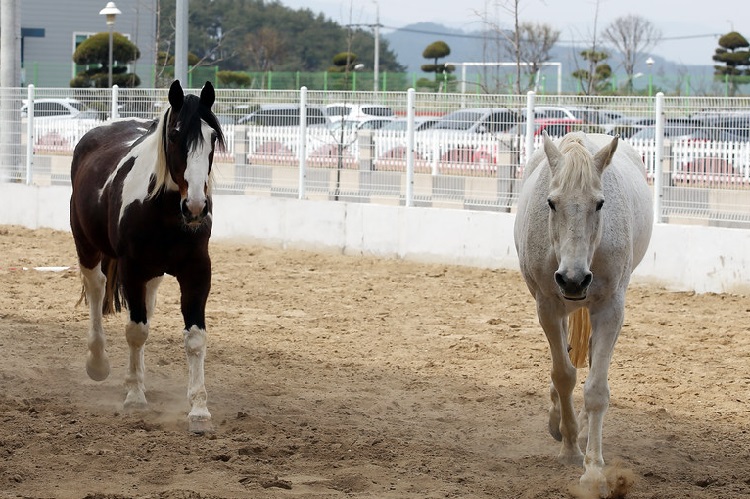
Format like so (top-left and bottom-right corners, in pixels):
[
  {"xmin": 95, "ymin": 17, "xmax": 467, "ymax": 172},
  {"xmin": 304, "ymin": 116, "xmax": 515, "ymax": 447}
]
[
  {"xmin": 81, "ymin": 264, "xmax": 110, "ymax": 381},
  {"xmin": 124, "ymin": 320, "xmax": 149, "ymax": 409},
  {"xmin": 184, "ymin": 325, "xmax": 212, "ymax": 432}
]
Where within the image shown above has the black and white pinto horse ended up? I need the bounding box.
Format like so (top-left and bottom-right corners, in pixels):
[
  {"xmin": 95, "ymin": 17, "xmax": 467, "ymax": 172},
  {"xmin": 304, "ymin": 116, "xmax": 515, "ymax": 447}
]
[{"xmin": 70, "ymin": 80, "xmax": 225, "ymax": 433}]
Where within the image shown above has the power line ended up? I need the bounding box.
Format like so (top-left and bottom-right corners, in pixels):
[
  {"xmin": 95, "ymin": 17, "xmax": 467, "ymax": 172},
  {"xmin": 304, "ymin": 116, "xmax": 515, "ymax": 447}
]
[{"xmin": 382, "ymin": 24, "xmax": 723, "ymax": 44}]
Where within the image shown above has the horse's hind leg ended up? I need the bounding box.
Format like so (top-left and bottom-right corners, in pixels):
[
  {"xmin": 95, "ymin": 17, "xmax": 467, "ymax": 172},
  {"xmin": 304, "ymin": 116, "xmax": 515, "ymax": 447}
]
[{"xmin": 80, "ymin": 264, "xmax": 111, "ymax": 381}]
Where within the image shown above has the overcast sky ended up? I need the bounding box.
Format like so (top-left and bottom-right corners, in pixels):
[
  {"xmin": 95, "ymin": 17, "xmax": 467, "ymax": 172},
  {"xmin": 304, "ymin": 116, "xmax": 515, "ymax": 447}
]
[{"xmin": 278, "ymin": 0, "xmax": 745, "ymax": 66}]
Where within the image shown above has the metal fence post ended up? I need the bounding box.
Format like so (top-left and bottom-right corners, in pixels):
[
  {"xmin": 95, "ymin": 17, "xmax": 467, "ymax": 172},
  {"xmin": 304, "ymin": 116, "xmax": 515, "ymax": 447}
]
[
  {"xmin": 298, "ymin": 86, "xmax": 307, "ymax": 200},
  {"xmin": 25, "ymin": 84, "xmax": 34, "ymax": 185},
  {"xmin": 405, "ymin": 88, "xmax": 415, "ymax": 207},
  {"xmin": 111, "ymin": 84, "xmax": 119, "ymax": 120},
  {"xmin": 653, "ymin": 92, "xmax": 665, "ymax": 223},
  {"xmin": 525, "ymin": 90, "xmax": 535, "ymax": 164}
]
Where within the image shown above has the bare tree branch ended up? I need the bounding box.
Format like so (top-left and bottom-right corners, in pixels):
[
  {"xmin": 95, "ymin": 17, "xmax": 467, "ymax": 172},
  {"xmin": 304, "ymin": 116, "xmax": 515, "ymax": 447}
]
[{"xmin": 602, "ymin": 14, "xmax": 662, "ymax": 93}]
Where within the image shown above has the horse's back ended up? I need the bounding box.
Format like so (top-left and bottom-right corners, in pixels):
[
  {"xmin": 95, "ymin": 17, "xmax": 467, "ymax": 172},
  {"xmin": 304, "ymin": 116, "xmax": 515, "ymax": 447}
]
[
  {"xmin": 71, "ymin": 118, "xmax": 154, "ymax": 183},
  {"xmin": 70, "ymin": 118, "xmax": 154, "ymax": 261}
]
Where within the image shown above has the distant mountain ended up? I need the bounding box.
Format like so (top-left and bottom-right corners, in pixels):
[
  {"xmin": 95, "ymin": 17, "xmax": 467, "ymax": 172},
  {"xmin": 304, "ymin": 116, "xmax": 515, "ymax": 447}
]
[{"xmin": 383, "ymin": 22, "xmax": 716, "ymax": 94}]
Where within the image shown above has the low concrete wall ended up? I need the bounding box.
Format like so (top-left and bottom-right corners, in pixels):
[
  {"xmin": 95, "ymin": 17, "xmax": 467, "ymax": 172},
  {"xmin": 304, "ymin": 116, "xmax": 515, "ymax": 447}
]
[{"xmin": 2, "ymin": 183, "xmax": 748, "ymax": 294}]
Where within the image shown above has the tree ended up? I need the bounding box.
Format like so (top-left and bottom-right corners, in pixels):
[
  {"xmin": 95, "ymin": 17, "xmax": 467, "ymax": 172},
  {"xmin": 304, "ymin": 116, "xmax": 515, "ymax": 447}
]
[
  {"xmin": 157, "ymin": 0, "xmax": 405, "ymax": 75},
  {"xmin": 71, "ymin": 32, "xmax": 141, "ymax": 88},
  {"xmin": 571, "ymin": 50, "xmax": 612, "ymax": 95},
  {"xmin": 712, "ymin": 31, "xmax": 750, "ymax": 96},
  {"xmin": 518, "ymin": 22, "xmax": 560, "ymax": 91},
  {"xmin": 421, "ymin": 41, "xmax": 453, "ymax": 81},
  {"xmin": 330, "ymin": 51, "xmax": 358, "ymax": 72},
  {"xmin": 602, "ymin": 14, "xmax": 661, "ymax": 94},
  {"xmin": 244, "ymin": 26, "xmax": 286, "ymax": 73}
]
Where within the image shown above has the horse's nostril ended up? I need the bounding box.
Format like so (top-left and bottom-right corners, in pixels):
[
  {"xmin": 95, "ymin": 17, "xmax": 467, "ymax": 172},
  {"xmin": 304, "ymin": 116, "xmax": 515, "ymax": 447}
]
[
  {"xmin": 554, "ymin": 271, "xmax": 566, "ymax": 288},
  {"xmin": 200, "ymin": 203, "xmax": 208, "ymax": 218},
  {"xmin": 581, "ymin": 272, "xmax": 593, "ymax": 289},
  {"xmin": 181, "ymin": 199, "xmax": 191, "ymax": 218}
]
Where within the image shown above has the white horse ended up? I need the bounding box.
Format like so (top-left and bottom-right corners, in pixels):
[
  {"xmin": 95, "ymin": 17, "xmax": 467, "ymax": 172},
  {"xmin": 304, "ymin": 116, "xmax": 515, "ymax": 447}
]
[{"xmin": 514, "ymin": 131, "xmax": 653, "ymax": 496}]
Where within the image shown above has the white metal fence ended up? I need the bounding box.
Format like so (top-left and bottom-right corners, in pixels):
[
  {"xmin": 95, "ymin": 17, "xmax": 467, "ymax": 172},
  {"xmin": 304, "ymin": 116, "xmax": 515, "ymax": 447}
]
[{"xmin": 1, "ymin": 86, "xmax": 749, "ymax": 228}]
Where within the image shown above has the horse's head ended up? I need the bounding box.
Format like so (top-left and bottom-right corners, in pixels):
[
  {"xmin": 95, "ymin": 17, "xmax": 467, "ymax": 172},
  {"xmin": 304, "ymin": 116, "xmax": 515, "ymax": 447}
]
[
  {"xmin": 543, "ymin": 132, "xmax": 618, "ymax": 300},
  {"xmin": 162, "ymin": 80, "xmax": 225, "ymax": 227}
]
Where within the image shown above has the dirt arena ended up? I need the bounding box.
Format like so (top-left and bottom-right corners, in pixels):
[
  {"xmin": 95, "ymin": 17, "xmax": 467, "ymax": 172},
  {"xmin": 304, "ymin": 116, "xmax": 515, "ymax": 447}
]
[{"xmin": 1, "ymin": 224, "xmax": 748, "ymax": 499}]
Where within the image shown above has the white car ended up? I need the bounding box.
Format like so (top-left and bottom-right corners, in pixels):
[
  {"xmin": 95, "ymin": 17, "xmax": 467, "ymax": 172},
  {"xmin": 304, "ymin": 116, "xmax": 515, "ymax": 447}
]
[
  {"xmin": 21, "ymin": 98, "xmax": 99, "ymax": 120},
  {"xmin": 325, "ymin": 103, "xmax": 395, "ymax": 123}
]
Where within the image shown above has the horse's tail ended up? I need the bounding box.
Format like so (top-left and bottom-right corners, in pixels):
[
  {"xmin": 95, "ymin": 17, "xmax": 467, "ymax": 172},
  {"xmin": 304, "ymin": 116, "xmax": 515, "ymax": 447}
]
[
  {"xmin": 75, "ymin": 257, "xmax": 124, "ymax": 314},
  {"xmin": 101, "ymin": 256, "xmax": 123, "ymax": 315},
  {"xmin": 567, "ymin": 307, "xmax": 591, "ymax": 368}
]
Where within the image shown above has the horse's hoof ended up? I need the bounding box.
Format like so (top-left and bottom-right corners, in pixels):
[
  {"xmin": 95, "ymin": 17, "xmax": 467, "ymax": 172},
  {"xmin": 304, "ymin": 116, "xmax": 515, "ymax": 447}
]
[
  {"xmin": 579, "ymin": 468, "xmax": 609, "ymax": 498},
  {"xmin": 86, "ymin": 354, "xmax": 110, "ymax": 381},
  {"xmin": 188, "ymin": 417, "xmax": 213, "ymax": 434},
  {"xmin": 123, "ymin": 391, "xmax": 148, "ymax": 411}
]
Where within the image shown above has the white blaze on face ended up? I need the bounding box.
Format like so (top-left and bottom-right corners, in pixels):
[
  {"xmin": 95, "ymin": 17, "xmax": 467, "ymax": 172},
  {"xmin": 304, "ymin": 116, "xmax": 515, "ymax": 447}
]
[{"xmin": 182, "ymin": 121, "xmax": 215, "ymax": 218}]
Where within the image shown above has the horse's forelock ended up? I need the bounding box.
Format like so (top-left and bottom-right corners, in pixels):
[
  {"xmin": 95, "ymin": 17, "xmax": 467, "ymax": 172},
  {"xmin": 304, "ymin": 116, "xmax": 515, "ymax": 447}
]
[
  {"xmin": 553, "ymin": 135, "xmax": 599, "ymax": 191},
  {"xmin": 176, "ymin": 94, "xmax": 226, "ymax": 155}
]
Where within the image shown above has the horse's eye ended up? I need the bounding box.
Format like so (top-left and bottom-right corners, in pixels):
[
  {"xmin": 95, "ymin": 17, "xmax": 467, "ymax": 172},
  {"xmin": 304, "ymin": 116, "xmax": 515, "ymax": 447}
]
[
  {"xmin": 168, "ymin": 128, "xmax": 180, "ymax": 143},
  {"xmin": 596, "ymin": 199, "xmax": 605, "ymax": 211},
  {"xmin": 547, "ymin": 198, "xmax": 556, "ymax": 211}
]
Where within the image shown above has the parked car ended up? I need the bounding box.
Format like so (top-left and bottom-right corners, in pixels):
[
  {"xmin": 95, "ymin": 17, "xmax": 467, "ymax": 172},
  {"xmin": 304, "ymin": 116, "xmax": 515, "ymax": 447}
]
[
  {"xmin": 566, "ymin": 107, "xmax": 626, "ymax": 128},
  {"xmin": 326, "ymin": 117, "xmax": 394, "ymax": 134},
  {"xmin": 413, "ymin": 108, "xmax": 520, "ymax": 165},
  {"xmin": 427, "ymin": 107, "xmax": 520, "ymax": 134},
  {"xmin": 21, "ymin": 98, "xmax": 99, "ymax": 120},
  {"xmin": 238, "ymin": 103, "xmax": 328, "ymax": 126},
  {"xmin": 629, "ymin": 123, "xmax": 700, "ymax": 141},
  {"xmin": 325, "ymin": 103, "xmax": 395, "ymax": 123},
  {"xmin": 380, "ymin": 116, "xmax": 440, "ymax": 132},
  {"xmin": 533, "ymin": 106, "xmax": 579, "ymax": 120},
  {"xmin": 622, "ymin": 118, "xmax": 702, "ymax": 140},
  {"xmin": 504, "ymin": 118, "xmax": 586, "ymax": 138}
]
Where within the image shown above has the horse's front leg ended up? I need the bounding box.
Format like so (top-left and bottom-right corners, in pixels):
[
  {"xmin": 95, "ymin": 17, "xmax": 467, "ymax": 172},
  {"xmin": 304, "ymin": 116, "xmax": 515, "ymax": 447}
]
[
  {"xmin": 120, "ymin": 273, "xmax": 161, "ymax": 410},
  {"xmin": 80, "ymin": 263, "xmax": 110, "ymax": 381},
  {"xmin": 579, "ymin": 297, "xmax": 625, "ymax": 496},
  {"xmin": 537, "ymin": 299, "xmax": 583, "ymax": 465},
  {"xmin": 177, "ymin": 264, "xmax": 212, "ymax": 433}
]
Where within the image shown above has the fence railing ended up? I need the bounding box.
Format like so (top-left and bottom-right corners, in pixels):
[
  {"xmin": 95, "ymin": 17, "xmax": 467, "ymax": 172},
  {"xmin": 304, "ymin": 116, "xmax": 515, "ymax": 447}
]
[{"xmin": 2, "ymin": 86, "xmax": 750, "ymax": 228}]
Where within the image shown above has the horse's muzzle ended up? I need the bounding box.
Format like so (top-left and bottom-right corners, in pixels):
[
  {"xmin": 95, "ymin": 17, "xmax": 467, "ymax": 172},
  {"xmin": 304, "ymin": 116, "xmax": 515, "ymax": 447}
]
[
  {"xmin": 555, "ymin": 269, "xmax": 592, "ymax": 301},
  {"xmin": 181, "ymin": 198, "xmax": 209, "ymax": 226}
]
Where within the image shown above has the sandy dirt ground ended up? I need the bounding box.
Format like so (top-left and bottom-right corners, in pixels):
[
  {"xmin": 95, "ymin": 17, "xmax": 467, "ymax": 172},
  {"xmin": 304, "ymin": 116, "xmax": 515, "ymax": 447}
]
[{"xmin": 1, "ymin": 224, "xmax": 749, "ymax": 499}]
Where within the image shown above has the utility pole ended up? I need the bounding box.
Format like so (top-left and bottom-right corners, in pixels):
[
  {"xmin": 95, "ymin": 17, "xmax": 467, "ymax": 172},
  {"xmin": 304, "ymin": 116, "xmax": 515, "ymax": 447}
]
[
  {"xmin": 1, "ymin": 0, "xmax": 21, "ymax": 181},
  {"xmin": 373, "ymin": 0, "xmax": 379, "ymax": 92},
  {"xmin": 175, "ymin": 0, "xmax": 188, "ymax": 87}
]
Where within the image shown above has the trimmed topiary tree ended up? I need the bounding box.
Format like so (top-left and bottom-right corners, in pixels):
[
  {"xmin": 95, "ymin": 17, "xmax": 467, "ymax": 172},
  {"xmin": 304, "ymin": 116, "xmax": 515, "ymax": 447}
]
[
  {"xmin": 71, "ymin": 32, "xmax": 141, "ymax": 88},
  {"xmin": 713, "ymin": 31, "xmax": 750, "ymax": 96}
]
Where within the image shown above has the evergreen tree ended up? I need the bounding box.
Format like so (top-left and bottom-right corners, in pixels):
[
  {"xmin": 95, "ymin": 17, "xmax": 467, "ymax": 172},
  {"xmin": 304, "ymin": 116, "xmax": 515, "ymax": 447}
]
[
  {"xmin": 71, "ymin": 32, "xmax": 140, "ymax": 88},
  {"xmin": 713, "ymin": 31, "xmax": 750, "ymax": 96}
]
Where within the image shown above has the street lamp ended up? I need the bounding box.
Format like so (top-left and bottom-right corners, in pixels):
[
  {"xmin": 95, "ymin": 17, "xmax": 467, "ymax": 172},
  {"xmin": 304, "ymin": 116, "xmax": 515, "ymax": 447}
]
[
  {"xmin": 646, "ymin": 57, "xmax": 655, "ymax": 97},
  {"xmin": 99, "ymin": 1, "xmax": 121, "ymax": 88},
  {"xmin": 372, "ymin": 0, "xmax": 380, "ymax": 92}
]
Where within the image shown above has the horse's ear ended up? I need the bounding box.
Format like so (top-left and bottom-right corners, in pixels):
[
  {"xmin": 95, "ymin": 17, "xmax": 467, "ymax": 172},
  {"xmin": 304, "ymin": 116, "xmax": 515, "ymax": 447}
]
[
  {"xmin": 200, "ymin": 81, "xmax": 215, "ymax": 109},
  {"xmin": 542, "ymin": 130, "xmax": 562, "ymax": 173},
  {"xmin": 168, "ymin": 80, "xmax": 185, "ymax": 112},
  {"xmin": 594, "ymin": 134, "xmax": 619, "ymax": 174}
]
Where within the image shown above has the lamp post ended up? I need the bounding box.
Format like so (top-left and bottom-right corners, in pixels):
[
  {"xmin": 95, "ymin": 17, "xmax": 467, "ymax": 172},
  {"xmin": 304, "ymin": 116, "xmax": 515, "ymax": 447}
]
[
  {"xmin": 99, "ymin": 1, "xmax": 121, "ymax": 88},
  {"xmin": 646, "ymin": 57, "xmax": 654, "ymax": 97},
  {"xmin": 372, "ymin": 0, "xmax": 379, "ymax": 92}
]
